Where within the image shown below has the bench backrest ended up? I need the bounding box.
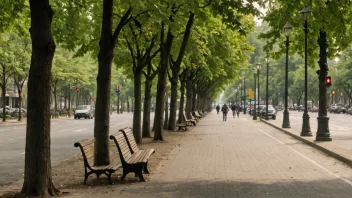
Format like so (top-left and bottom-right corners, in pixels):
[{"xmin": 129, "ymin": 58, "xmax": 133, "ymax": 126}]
[
  {"xmin": 120, "ymin": 127, "xmax": 139, "ymax": 154},
  {"xmin": 74, "ymin": 138, "xmax": 95, "ymax": 169},
  {"xmin": 110, "ymin": 131, "xmax": 132, "ymax": 164}
]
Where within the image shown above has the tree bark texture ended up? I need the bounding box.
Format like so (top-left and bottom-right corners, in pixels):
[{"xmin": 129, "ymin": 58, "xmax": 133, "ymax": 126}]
[
  {"xmin": 164, "ymin": 92, "xmax": 169, "ymax": 130},
  {"xmin": 167, "ymin": 12, "xmax": 195, "ymax": 130},
  {"xmin": 1, "ymin": 84, "xmax": 6, "ymax": 122},
  {"xmin": 185, "ymin": 75, "xmax": 193, "ymax": 118},
  {"xmin": 94, "ymin": 0, "xmax": 114, "ymax": 166},
  {"xmin": 21, "ymin": 0, "xmax": 59, "ymax": 196},
  {"xmin": 142, "ymin": 78, "xmax": 152, "ymax": 138},
  {"xmin": 192, "ymin": 86, "xmax": 197, "ymax": 111},
  {"xmin": 133, "ymin": 68, "xmax": 142, "ymax": 144},
  {"xmin": 177, "ymin": 75, "xmax": 186, "ymax": 124},
  {"xmin": 153, "ymin": 25, "xmax": 173, "ymax": 141}
]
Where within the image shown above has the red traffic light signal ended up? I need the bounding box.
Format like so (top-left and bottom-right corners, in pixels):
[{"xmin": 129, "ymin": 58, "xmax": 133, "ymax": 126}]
[{"xmin": 326, "ymin": 76, "xmax": 332, "ymax": 87}]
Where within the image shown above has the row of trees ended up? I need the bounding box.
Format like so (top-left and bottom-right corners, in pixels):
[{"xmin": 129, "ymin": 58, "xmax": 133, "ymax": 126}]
[{"xmin": 2, "ymin": 0, "xmax": 264, "ymax": 196}]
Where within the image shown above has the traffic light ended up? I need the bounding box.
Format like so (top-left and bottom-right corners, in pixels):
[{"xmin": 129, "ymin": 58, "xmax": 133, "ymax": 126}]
[
  {"xmin": 326, "ymin": 76, "xmax": 332, "ymax": 87},
  {"xmin": 331, "ymin": 90, "xmax": 336, "ymax": 95},
  {"xmin": 115, "ymin": 85, "xmax": 121, "ymax": 95}
]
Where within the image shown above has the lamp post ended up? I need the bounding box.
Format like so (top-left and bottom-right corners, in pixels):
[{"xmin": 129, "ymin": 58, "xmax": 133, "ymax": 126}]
[
  {"xmin": 282, "ymin": 23, "xmax": 291, "ymax": 128},
  {"xmin": 265, "ymin": 54, "xmax": 270, "ymax": 120},
  {"xmin": 301, "ymin": 7, "xmax": 312, "ymax": 136},
  {"xmin": 253, "ymin": 68, "xmax": 257, "ymax": 120},
  {"xmin": 256, "ymin": 63, "xmax": 261, "ymax": 118},
  {"xmin": 243, "ymin": 76, "xmax": 246, "ymax": 114}
]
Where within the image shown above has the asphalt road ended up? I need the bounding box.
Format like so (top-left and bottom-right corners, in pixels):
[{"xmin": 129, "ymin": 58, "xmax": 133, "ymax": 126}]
[
  {"xmin": 276, "ymin": 110, "xmax": 352, "ymax": 136},
  {"xmin": 0, "ymin": 112, "xmax": 149, "ymax": 186}
]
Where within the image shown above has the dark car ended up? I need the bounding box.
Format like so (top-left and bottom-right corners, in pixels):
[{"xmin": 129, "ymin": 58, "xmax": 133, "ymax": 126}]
[{"xmin": 259, "ymin": 105, "xmax": 277, "ymax": 120}]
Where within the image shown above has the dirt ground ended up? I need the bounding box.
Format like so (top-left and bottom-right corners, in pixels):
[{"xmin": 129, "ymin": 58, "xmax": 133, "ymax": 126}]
[{"xmin": 0, "ymin": 128, "xmax": 192, "ymax": 197}]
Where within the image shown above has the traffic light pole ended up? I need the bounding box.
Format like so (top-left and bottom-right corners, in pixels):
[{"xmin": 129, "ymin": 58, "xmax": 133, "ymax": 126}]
[
  {"xmin": 117, "ymin": 93, "xmax": 120, "ymax": 114},
  {"xmin": 243, "ymin": 77, "xmax": 246, "ymax": 114}
]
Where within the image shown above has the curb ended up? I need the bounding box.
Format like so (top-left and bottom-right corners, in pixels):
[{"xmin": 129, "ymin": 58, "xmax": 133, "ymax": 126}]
[{"xmin": 260, "ymin": 119, "xmax": 352, "ymax": 168}]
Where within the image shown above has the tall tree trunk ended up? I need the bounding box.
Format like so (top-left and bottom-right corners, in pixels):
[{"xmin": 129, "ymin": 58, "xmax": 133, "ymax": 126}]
[
  {"xmin": 93, "ymin": 0, "xmax": 131, "ymax": 166},
  {"xmin": 18, "ymin": 92, "xmax": 22, "ymax": 121},
  {"xmin": 192, "ymin": 86, "xmax": 197, "ymax": 111},
  {"xmin": 177, "ymin": 77, "xmax": 186, "ymax": 124},
  {"xmin": 93, "ymin": 0, "xmax": 114, "ymax": 166},
  {"xmin": 68, "ymin": 86, "xmax": 71, "ymax": 117},
  {"xmin": 21, "ymin": 0, "xmax": 59, "ymax": 196},
  {"xmin": 164, "ymin": 92, "xmax": 168, "ymax": 130},
  {"xmin": 133, "ymin": 68, "xmax": 142, "ymax": 143},
  {"xmin": 127, "ymin": 96, "xmax": 129, "ymax": 112},
  {"xmin": 2, "ymin": 85, "xmax": 6, "ymax": 122},
  {"xmin": 142, "ymin": 77, "xmax": 152, "ymax": 138},
  {"xmin": 185, "ymin": 76, "xmax": 193, "ymax": 118},
  {"xmin": 167, "ymin": 12, "xmax": 194, "ymax": 130},
  {"xmin": 53, "ymin": 81, "xmax": 57, "ymax": 118},
  {"xmin": 153, "ymin": 25, "xmax": 173, "ymax": 141}
]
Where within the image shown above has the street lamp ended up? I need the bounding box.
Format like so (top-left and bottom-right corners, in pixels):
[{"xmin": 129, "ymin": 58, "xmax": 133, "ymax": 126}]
[
  {"xmin": 265, "ymin": 54, "xmax": 270, "ymax": 120},
  {"xmin": 252, "ymin": 67, "xmax": 257, "ymax": 120},
  {"xmin": 256, "ymin": 63, "xmax": 261, "ymax": 118},
  {"xmin": 301, "ymin": 7, "xmax": 312, "ymax": 136},
  {"xmin": 282, "ymin": 23, "xmax": 291, "ymax": 128}
]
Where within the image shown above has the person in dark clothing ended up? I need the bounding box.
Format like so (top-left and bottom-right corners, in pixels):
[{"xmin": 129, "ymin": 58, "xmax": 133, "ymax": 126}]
[
  {"xmin": 231, "ymin": 105, "xmax": 236, "ymax": 118},
  {"xmin": 236, "ymin": 105, "xmax": 240, "ymax": 118},
  {"xmin": 216, "ymin": 105, "xmax": 220, "ymax": 114},
  {"xmin": 221, "ymin": 104, "xmax": 229, "ymax": 121}
]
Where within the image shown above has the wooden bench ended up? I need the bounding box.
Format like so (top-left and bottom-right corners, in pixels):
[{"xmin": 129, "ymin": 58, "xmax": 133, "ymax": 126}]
[
  {"xmin": 192, "ymin": 111, "xmax": 203, "ymax": 119},
  {"xmin": 183, "ymin": 112, "xmax": 196, "ymax": 126},
  {"xmin": 74, "ymin": 138, "xmax": 121, "ymax": 184},
  {"xmin": 175, "ymin": 123, "xmax": 188, "ymax": 131},
  {"xmin": 110, "ymin": 129, "xmax": 155, "ymax": 182}
]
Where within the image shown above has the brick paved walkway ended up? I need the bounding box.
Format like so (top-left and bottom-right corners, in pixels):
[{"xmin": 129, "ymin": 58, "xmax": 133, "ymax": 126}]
[{"xmin": 68, "ymin": 111, "xmax": 352, "ymax": 198}]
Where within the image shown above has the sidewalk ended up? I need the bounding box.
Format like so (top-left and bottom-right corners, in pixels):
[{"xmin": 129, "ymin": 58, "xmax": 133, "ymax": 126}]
[{"xmin": 260, "ymin": 114, "xmax": 352, "ymax": 168}]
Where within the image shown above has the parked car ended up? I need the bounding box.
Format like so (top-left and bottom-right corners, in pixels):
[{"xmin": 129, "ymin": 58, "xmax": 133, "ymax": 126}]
[
  {"xmin": 259, "ymin": 105, "xmax": 277, "ymax": 120},
  {"xmin": 346, "ymin": 107, "xmax": 352, "ymax": 115},
  {"xmin": 310, "ymin": 106, "xmax": 318, "ymax": 112},
  {"xmin": 13, "ymin": 108, "xmax": 27, "ymax": 116},
  {"xmin": 74, "ymin": 105, "xmax": 95, "ymax": 119},
  {"xmin": 329, "ymin": 104, "xmax": 346, "ymax": 114}
]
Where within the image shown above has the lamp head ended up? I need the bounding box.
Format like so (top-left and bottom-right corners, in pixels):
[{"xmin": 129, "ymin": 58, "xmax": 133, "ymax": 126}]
[
  {"xmin": 301, "ymin": 7, "xmax": 311, "ymax": 22},
  {"xmin": 256, "ymin": 63, "xmax": 261, "ymax": 69},
  {"xmin": 284, "ymin": 23, "xmax": 292, "ymax": 37},
  {"xmin": 265, "ymin": 54, "xmax": 270, "ymax": 63}
]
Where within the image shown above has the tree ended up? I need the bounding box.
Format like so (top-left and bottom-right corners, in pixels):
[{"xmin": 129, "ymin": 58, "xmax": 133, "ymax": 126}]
[
  {"xmin": 260, "ymin": 0, "xmax": 352, "ymax": 141},
  {"xmin": 21, "ymin": 0, "xmax": 59, "ymax": 196}
]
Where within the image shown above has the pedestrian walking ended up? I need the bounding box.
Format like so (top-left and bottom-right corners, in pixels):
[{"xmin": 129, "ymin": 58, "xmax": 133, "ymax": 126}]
[
  {"xmin": 221, "ymin": 104, "xmax": 229, "ymax": 121},
  {"xmin": 231, "ymin": 105, "xmax": 236, "ymax": 118},
  {"xmin": 216, "ymin": 105, "xmax": 220, "ymax": 114},
  {"xmin": 236, "ymin": 105, "xmax": 240, "ymax": 118}
]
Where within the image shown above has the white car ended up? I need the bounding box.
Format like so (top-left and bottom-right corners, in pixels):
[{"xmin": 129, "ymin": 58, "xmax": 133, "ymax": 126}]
[{"xmin": 74, "ymin": 105, "xmax": 94, "ymax": 119}]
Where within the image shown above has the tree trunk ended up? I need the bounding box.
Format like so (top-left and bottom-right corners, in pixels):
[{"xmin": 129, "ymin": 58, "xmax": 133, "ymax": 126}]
[
  {"xmin": 192, "ymin": 86, "xmax": 197, "ymax": 111},
  {"xmin": 2, "ymin": 85, "xmax": 6, "ymax": 122},
  {"xmin": 142, "ymin": 77, "xmax": 152, "ymax": 138},
  {"xmin": 164, "ymin": 92, "xmax": 168, "ymax": 130},
  {"xmin": 185, "ymin": 76, "xmax": 193, "ymax": 118},
  {"xmin": 94, "ymin": 0, "xmax": 115, "ymax": 166},
  {"xmin": 20, "ymin": 1, "xmax": 59, "ymax": 196},
  {"xmin": 68, "ymin": 86, "xmax": 71, "ymax": 117},
  {"xmin": 53, "ymin": 81, "xmax": 57, "ymax": 118},
  {"xmin": 18, "ymin": 93, "xmax": 22, "ymax": 121},
  {"xmin": 133, "ymin": 68, "xmax": 142, "ymax": 144},
  {"xmin": 127, "ymin": 96, "xmax": 129, "ymax": 112},
  {"xmin": 177, "ymin": 78, "xmax": 186, "ymax": 124},
  {"xmin": 167, "ymin": 12, "xmax": 194, "ymax": 130},
  {"xmin": 153, "ymin": 25, "xmax": 173, "ymax": 141}
]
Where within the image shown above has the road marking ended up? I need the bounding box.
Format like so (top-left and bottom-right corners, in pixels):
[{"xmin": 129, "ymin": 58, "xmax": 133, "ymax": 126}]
[
  {"xmin": 110, "ymin": 120, "xmax": 129, "ymax": 127},
  {"xmin": 20, "ymin": 152, "xmax": 25, "ymax": 155},
  {"xmin": 56, "ymin": 128, "xmax": 74, "ymax": 133},
  {"xmin": 252, "ymin": 123, "xmax": 352, "ymax": 187},
  {"xmin": 76, "ymin": 128, "xmax": 87, "ymax": 132},
  {"xmin": 8, "ymin": 136, "xmax": 26, "ymax": 141}
]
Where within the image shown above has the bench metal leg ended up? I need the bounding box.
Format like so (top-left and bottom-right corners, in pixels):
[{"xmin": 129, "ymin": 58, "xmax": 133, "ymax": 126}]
[
  {"xmin": 84, "ymin": 172, "xmax": 94, "ymax": 184},
  {"xmin": 121, "ymin": 169, "xmax": 129, "ymax": 181},
  {"xmin": 143, "ymin": 162, "xmax": 150, "ymax": 174},
  {"xmin": 135, "ymin": 165, "xmax": 146, "ymax": 182}
]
